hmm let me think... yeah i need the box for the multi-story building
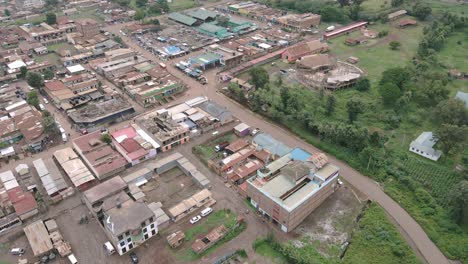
[75,18,100,39]
[20,23,66,46]
[276,13,321,31]
[246,149,339,232]
[83,176,158,255]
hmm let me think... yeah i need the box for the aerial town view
[0,0,466,263]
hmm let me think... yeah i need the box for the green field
[328,20,423,84]
[343,204,421,264]
[169,0,199,12]
[437,29,468,72]
[192,133,235,163]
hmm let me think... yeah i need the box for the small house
[234,123,250,137]
[409,132,442,161]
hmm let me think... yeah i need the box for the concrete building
[167,189,215,222]
[20,23,66,45]
[205,44,243,69]
[409,132,442,161]
[246,149,339,232]
[76,18,100,38]
[83,176,159,255]
[72,131,128,180]
[281,40,328,63]
[276,13,321,31]
[32,158,69,199]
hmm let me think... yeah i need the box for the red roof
[120,138,142,153]
[111,126,137,140]
[45,80,66,91]
[7,187,38,216]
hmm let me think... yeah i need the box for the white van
[103,241,115,255]
[68,254,78,264]
[62,133,68,143]
[38,103,45,111]
[11,248,25,255]
[201,207,213,217]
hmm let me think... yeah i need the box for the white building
[409,132,442,161]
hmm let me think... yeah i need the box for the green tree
[4,9,11,16]
[434,124,468,153]
[325,95,336,116]
[380,67,410,89]
[449,180,468,225]
[348,4,361,21]
[249,67,269,89]
[217,15,230,27]
[101,133,112,144]
[355,78,370,92]
[149,4,161,14]
[27,72,44,88]
[19,66,28,79]
[389,41,401,50]
[42,114,58,135]
[379,83,401,106]
[136,0,148,7]
[158,0,169,12]
[433,99,468,126]
[412,2,432,21]
[346,99,364,123]
[46,12,57,25]
[151,19,160,25]
[280,86,290,109]
[45,0,58,7]
[113,36,123,44]
[27,91,40,108]
[391,0,404,7]
[321,6,348,23]
[228,83,245,103]
[134,10,146,20]
[43,69,54,80]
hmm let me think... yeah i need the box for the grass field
[193,133,235,163]
[176,209,245,261]
[343,203,421,264]
[437,29,468,72]
[328,20,423,84]
[169,0,199,12]
[252,238,290,264]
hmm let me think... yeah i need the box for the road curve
[105,22,449,264]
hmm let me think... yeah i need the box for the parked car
[68,254,78,264]
[11,248,25,255]
[189,215,201,224]
[103,241,115,255]
[201,207,213,217]
[81,128,88,135]
[251,128,260,136]
[43,98,49,104]
[129,252,138,264]
[214,141,229,152]
[38,103,45,111]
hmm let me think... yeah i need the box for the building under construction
[68,95,135,128]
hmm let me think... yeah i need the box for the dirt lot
[292,183,367,258]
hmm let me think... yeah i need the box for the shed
[44,219,58,233]
[24,220,53,257]
[168,13,197,26]
[123,168,152,186]
[15,164,29,176]
[234,123,250,137]
[167,231,185,248]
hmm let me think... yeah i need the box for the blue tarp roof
[290,148,311,161]
[253,133,292,157]
[164,45,181,55]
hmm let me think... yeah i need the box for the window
[141,222,146,228]
[125,231,130,236]
[127,237,132,243]
[143,228,147,233]
[128,243,133,250]
[150,223,155,229]
[118,235,123,240]
[144,234,149,240]
[149,217,154,223]
[152,230,156,236]
[122,247,127,254]
[120,241,125,247]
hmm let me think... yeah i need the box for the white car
[43,98,49,104]
[189,215,201,224]
[251,128,260,136]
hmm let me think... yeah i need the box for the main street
[105,21,450,264]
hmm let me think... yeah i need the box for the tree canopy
[27,72,44,88]
[249,67,269,89]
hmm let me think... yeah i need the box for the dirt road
[104,22,450,264]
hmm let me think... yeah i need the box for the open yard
[328,19,423,84]
[437,29,468,72]
[169,0,199,12]
[193,132,236,163]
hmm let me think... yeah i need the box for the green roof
[186,9,217,21]
[198,23,226,33]
[168,13,197,26]
[228,17,252,27]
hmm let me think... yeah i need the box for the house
[276,13,321,31]
[323,22,368,39]
[167,189,215,222]
[166,231,185,248]
[296,54,333,73]
[281,40,328,63]
[110,124,159,165]
[455,91,468,108]
[23,221,53,257]
[388,10,407,20]
[53,147,96,190]
[234,123,250,137]
[399,19,417,28]
[409,132,442,161]
[72,131,128,180]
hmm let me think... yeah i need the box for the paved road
[104,22,450,264]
